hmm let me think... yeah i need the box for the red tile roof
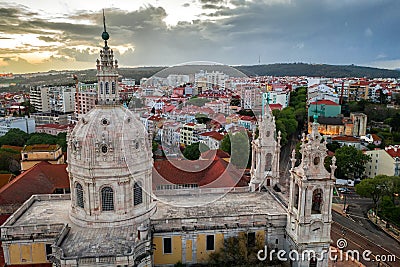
[310,100,339,106]
[385,145,400,158]
[0,162,68,207]
[200,131,224,141]
[153,154,248,189]
[332,136,360,142]
[0,174,14,189]
[269,103,283,110]
[200,149,230,159]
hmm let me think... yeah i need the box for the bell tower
[96,9,119,105]
[285,118,336,267]
[249,104,281,191]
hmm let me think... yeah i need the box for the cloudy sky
[0,0,399,73]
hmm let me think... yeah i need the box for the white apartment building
[264,89,290,108]
[204,99,230,114]
[167,74,190,87]
[199,131,224,150]
[161,121,181,147]
[49,86,76,113]
[30,86,50,113]
[307,83,339,104]
[364,147,400,178]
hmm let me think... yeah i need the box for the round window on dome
[102,118,109,125]
[101,144,108,154]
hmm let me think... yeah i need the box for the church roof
[153,155,248,189]
[0,162,68,207]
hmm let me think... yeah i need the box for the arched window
[76,183,84,208]
[101,186,114,211]
[312,189,323,214]
[112,82,116,94]
[294,184,299,209]
[105,82,109,94]
[265,153,272,171]
[100,82,103,94]
[134,182,143,206]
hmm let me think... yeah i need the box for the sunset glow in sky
[0,0,399,73]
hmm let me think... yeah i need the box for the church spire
[101,9,110,48]
[96,9,120,105]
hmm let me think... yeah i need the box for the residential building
[75,83,97,120]
[264,88,291,108]
[179,122,206,146]
[348,81,370,101]
[30,112,69,125]
[20,144,64,172]
[30,86,50,113]
[364,146,400,178]
[36,123,74,135]
[161,120,181,147]
[199,131,224,150]
[49,86,76,113]
[308,100,341,118]
[204,99,230,114]
[238,115,257,131]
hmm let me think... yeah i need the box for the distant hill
[234,63,400,78]
[152,64,247,78]
[2,63,399,92]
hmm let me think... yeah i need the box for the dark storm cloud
[202,4,226,9]
[1,0,400,71]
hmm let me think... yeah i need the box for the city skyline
[1,0,400,73]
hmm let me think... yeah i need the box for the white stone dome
[67,105,155,227]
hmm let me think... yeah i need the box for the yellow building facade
[20,144,64,171]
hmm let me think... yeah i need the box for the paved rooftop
[5,196,137,259]
[153,190,287,220]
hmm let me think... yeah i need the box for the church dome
[67,105,156,227]
[68,106,152,175]
[67,15,155,227]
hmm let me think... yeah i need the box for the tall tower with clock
[285,117,336,267]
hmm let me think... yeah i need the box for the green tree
[220,134,231,154]
[334,146,371,180]
[182,142,206,160]
[326,141,340,152]
[0,128,29,147]
[208,233,281,266]
[355,176,385,213]
[152,140,159,153]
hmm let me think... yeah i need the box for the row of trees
[272,87,307,145]
[356,175,400,227]
[0,128,67,174]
